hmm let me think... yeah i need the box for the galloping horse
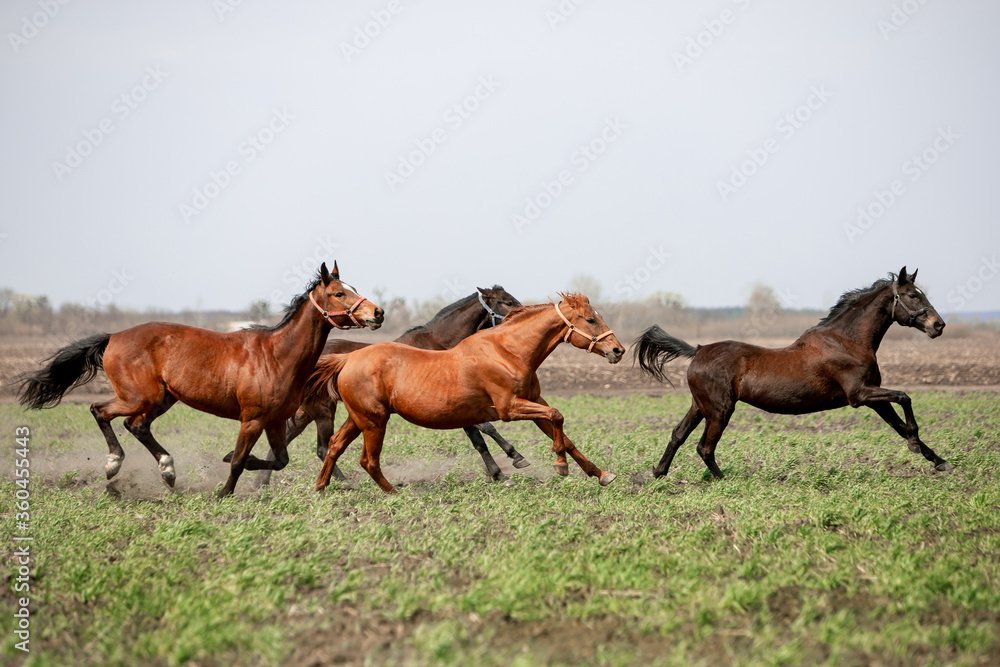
[251,286,529,486]
[315,293,626,493]
[17,262,384,497]
[633,267,953,479]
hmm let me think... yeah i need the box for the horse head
[556,292,625,363]
[892,266,945,338]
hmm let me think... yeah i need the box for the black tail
[17,333,111,409]
[632,325,698,383]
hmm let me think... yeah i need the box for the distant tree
[747,284,782,316]
[649,290,686,310]
[0,288,14,316]
[569,274,603,303]
[249,300,271,323]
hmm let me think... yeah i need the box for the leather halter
[309,290,368,329]
[554,301,615,352]
[476,289,505,328]
[890,280,929,325]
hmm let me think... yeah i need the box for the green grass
[1,392,999,665]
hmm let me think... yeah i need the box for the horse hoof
[599,472,616,486]
[907,442,922,453]
[159,455,176,487]
[105,454,123,480]
[503,478,516,488]
[553,464,569,477]
[936,461,955,472]
[512,457,531,469]
[333,466,346,481]
[222,452,233,463]
[492,471,508,482]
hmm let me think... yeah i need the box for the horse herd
[17,262,953,498]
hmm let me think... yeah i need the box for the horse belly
[738,371,848,415]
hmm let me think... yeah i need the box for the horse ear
[320,262,331,286]
[331,260,340,280]
[897,266,909,285]
[909,268,918,283]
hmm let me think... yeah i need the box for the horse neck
[270,300,330,370]
[827,287,895,352]
[404,298,486,349]
[492,305,568,371]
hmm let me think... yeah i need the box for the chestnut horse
[315,293,626,493]
[251,286,529,487]
[17,262,384,497]
[633,267,954,480]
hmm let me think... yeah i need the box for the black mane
[816,276,893,327]
[248,277,322,332]
[401,286,504,335]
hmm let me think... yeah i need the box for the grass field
[1,392,999,666]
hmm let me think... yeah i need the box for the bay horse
[314,293,626,493]
[251,286,529,487]
[17,262,384,497]
[633,267,954,480]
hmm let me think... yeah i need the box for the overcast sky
[1,0,998,316]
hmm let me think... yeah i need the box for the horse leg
[501,396,612,485]
[695,408,733,480]
[218,420,264,498]
[463,426,506,481]
[316,418,362,491]
[358,425,395,494]
[123,393,179,487]
[475,422,529,469]
[653,403,704,478]
[866,395,952,471]
[91,394,160,481]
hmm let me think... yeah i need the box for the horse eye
[586,317,596,324]
[335,291,345,298]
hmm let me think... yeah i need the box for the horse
[314,292,626,493]
[250,286,530,487]
[633,267,954,480]
[17,262,384,497]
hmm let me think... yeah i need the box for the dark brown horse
[17,262,384,497]
[634,267,953,479]
[252,286,529,486]
[314,293,626,493]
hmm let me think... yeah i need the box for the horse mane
[493,292,589,328]
[816,275,894,327]
[248,276,322,332]
[399,286,506,335]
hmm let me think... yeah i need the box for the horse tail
[304,353,350,404]
[632,325,698,383]
[17,333,111,409]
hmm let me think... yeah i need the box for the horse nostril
[374,308,385,319]
[934,320,945,331]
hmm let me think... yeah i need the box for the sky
[1,0,998,316]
